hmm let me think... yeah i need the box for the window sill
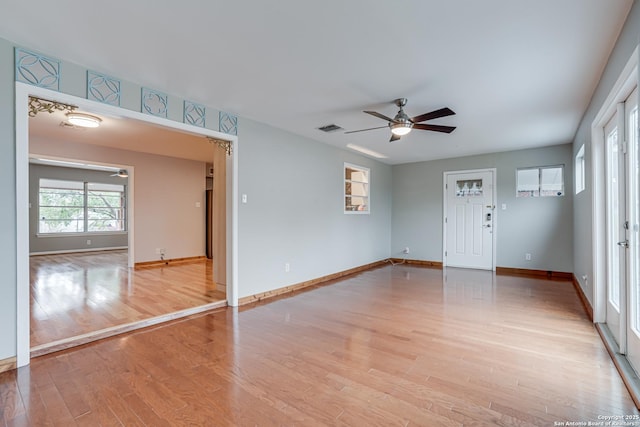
[36,231,128,238]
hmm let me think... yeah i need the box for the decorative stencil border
[184,101,206,127]
[219,111,238,135]
[15,48,60,90]
[87,71,121,106]
[141,87,168,118]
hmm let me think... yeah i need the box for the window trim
[344,162,370,214]
[516,164,565,198]
[38,178,127,235]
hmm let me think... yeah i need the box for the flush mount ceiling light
[66,112,102,128]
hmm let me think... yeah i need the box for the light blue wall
[392,144,574,272]
[572,1,640,304]
[238,118,391,298]
[0,37,392,360]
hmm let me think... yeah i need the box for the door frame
[442,168,497,271]
[592,46,638,324]
[15,82,240,367]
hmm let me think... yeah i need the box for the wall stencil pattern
[184,101,206,127]
[219,111,238,135]
[87,71,121,106]
[141,88,168,118]
[13,46,236,138]
[15,48,60,90]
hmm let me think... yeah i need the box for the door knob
[618,240,629,248]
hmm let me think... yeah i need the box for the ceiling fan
[345,98,456,142]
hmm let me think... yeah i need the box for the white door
[604,87,640,371]
[605,111,625,348]
[444,170,495,270]
[623,87,640,370]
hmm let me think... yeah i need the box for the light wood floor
[4,265,637,425]
[30,250,226,349]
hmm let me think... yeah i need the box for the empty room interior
[1,1,640,425]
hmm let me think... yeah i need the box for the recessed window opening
[516,165,564,197]
[344,163,370,214]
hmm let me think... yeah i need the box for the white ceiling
[1,0,633,164]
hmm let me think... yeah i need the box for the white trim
[15,86,29,368]
[442,168,497,271]
[15,82,239,366]
[29,246,128,256]
[343,162,371,215]
[592,45,639,325]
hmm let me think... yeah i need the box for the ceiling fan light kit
[346,98,456,142]
[390,122,412,136]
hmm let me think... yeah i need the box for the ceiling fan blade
[390,133,401,142]
[413,123,457,133]
[411,107,455,123]
[364,110,395,123]
[344,125,389,134]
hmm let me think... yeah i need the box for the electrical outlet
[525,253,532,261]
[86,239,91,245]
[285,262,290,273]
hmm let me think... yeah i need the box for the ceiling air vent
[317,124,343,133]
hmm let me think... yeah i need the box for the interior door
[605,111,625,349]
[444,170,495,270]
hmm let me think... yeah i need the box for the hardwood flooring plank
[4,265,638,425]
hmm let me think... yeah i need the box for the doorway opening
[16,83,238,367]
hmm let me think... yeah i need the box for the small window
[344,163,370,214]
[575,145,585,194]
[516,166,564,197]
[39,179,126,234]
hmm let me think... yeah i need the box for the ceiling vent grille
[317,124,343,133]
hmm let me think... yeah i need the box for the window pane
[575,145,585,194]
[38,179,85,233]
[540,167,564,196]
[87,183,125,232]
[456,179,483,197]
[517,169,540,197]
[39,206,84,233]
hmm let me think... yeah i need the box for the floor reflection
[30,250,225,348]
